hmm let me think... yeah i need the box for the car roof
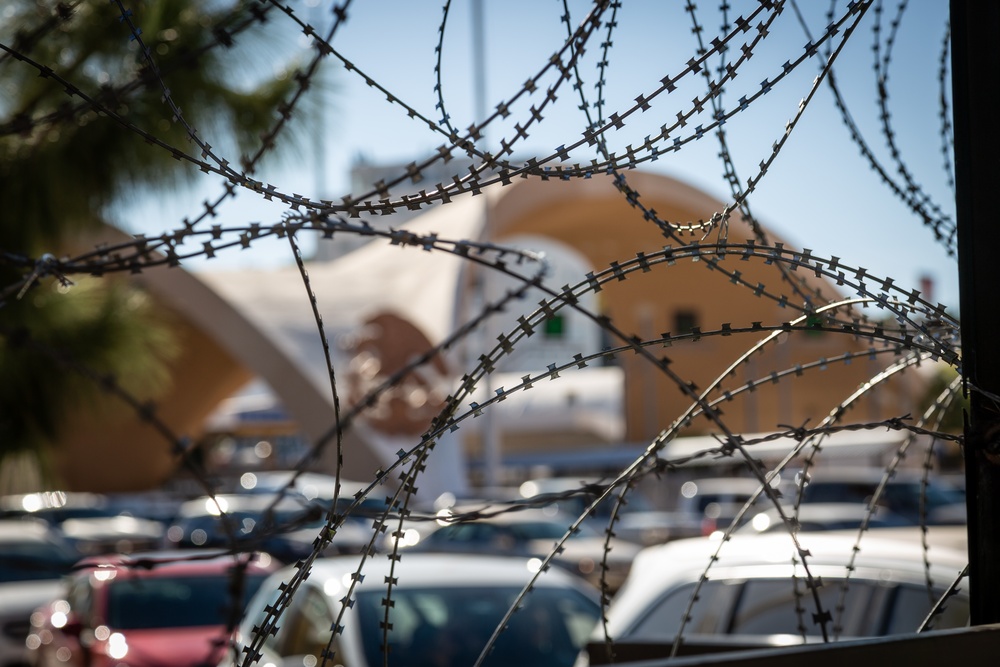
[430,504,595,531]
[604,528,968,637]
[682,477,772,494]
[242,471,370,499]
[175,493,311,517]
[633,527,967,570]
[297,552,599,595]
[801,466,956,484]
[0,517,60,541]
[738,502,908,527]
[74,549,278,578]
[0,491,108,514]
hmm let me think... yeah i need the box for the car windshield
[507,521,598,541]
[106,573,268,629]
[179,507,314,536]
[356,585,599,667]
[300,496,391,528]
[0,540,77,582]
[800,479,964,510]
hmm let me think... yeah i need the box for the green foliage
[0,277,178,454]
[1,1,301,251]
[918,363,967,435]
[0,1,308,470]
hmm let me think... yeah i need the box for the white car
[0,520,78,667]
[734,503,910,535]
[584,528,969,663]
[397,506,642,594]
[226,552,602,667]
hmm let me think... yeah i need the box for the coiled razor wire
[0,1,970,666]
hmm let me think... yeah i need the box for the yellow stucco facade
[38,171,920,492]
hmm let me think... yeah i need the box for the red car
[26,550,276,667]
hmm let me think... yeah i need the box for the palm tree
[0,1,308,487]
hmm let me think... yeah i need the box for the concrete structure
[43,171,921,496]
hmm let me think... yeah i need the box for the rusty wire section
[0,0,968,665]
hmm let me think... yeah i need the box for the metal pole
[471,0,503,488]
[950,0,1000,626]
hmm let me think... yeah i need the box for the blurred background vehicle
[26,550,276,667]
[793,467,967,525]
[163,491,383,563]
[735,503,911,535]
[583,527,970,664]
[396,505,642,594]
[227,552,601,667]
[58,516,165,557]
[0,492,119,526]
[670,468,968,538]
[0,490,180,557]
[518,477,703,545]
[675,477,776,536]
[0,520,78,667]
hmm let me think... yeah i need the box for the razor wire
[0,1,970,666]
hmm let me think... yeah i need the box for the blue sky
[123,0,958,309]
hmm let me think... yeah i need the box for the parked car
[676,476,779,536]
[26,550,277,667]
[2,580,65,667]
[794,467,967,524]
[400,506,642,593]
[518,477,702,545]
[583,527,969,664]
[225,552,602,667]
[59,515,165,556]
[0,519,79,583]
[165,492,381,562]
[236,470,363,502]
[0,520,79,667]
[735,503,911,535]
[164,493,322,559]
[0,492,118,526]
[677,468,966,536]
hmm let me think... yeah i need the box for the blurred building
[39,169,924,496]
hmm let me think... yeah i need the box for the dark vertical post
[950,0,1000,625]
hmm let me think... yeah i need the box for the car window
[881,482,963,513]
[0,539,77,582]
[280,586,342,660]
[549,492,656,521]
[508,521,573,541]
[627,580,739,639]
[106,573,268,629]
[429,520,597,546]
[242,587,285,654]
[66,577,94,626]
[883,584,969,635]
[730,578,882,637]
[799,482,869,505]
[426,523,483,544]
[800,479,964,513]
[356,586,599,667]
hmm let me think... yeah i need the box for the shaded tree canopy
[0,1,306,473]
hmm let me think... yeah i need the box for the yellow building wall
[490,173,916,445]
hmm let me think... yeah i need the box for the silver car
[584,527,969,663]
[225,552,601,667]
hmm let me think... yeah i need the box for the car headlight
[107,632,128,660]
